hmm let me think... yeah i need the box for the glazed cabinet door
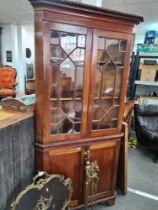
[42,22,92,143]
[88,30,132,137]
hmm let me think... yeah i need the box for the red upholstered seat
[0,66,18,98]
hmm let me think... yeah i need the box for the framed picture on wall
[26,63,34,80]
[6,50,12,62]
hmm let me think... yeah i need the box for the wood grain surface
[0,106,34,129]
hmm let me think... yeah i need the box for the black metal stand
[127,52,158,100]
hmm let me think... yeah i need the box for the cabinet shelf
[50,97,82,101]
[50,57,84,66]
[135,80,158,86]
[97,61,124,67]
[50,96,119,101]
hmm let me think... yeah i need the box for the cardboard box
[139,64,158,81]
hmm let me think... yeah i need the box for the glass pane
[120,40,127,51]
[76,66,84,97]
[108,105,119,119]
[60,58,75,98]
[106,39,119,60]
[78,35,85,48]
[95,67,101,98]
[50,108,66,135]
[98,37,105,50]
[50,31,60,45]
[101,68,115,97]
[115,68,122,96]
[92,37,127,130]
[106,39,125,66]
[116,52,126,66]
[50,30,85,135]
[61,33,77,54]
[51,64,59,98]
[74,101,82,121]
[92,99,113,130]
[97,50,110,64]
[50,45,66,64]
[70,48,85,66]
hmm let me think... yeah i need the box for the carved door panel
[88,141,120,200]
[48,147,83,207]
[47,141,120,207]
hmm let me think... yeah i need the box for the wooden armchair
[0,66,18,99]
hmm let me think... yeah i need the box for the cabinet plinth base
[73,193,116,209]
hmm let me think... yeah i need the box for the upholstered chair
[0,66,18,99]
[134,104,158,163]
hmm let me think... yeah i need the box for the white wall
[82,0,102,7]
[1,25,17,67]
[1,24,35,93]
[25,25,35,65]
[133,33,144,52]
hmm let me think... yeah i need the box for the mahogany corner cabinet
[29,0,143,208]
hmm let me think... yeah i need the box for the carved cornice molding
[29,0,143,24]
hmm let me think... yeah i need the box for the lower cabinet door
[36,139,120,208]
[88,140,120,203]
[48,147,83,207]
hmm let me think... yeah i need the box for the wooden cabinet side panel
[34,20,45,143]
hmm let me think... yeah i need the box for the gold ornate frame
[10,172,72,210]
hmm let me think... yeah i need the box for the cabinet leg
[106,198,116,206]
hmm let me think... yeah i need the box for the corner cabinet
[29,0,143,208]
